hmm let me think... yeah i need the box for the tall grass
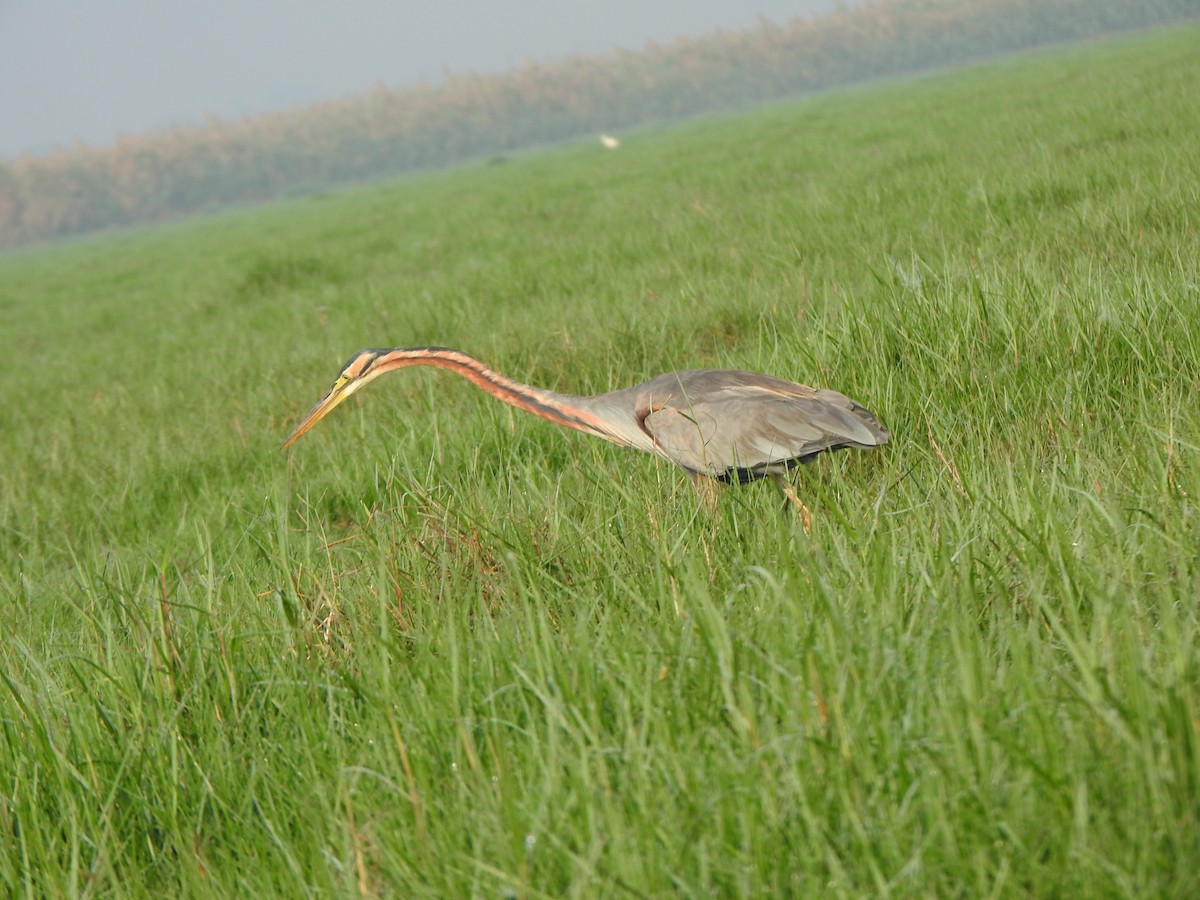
[1,23,1198,896]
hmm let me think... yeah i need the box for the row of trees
[1,0,1195,248]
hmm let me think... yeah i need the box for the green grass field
[2,23,1199,897]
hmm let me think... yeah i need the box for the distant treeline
[1,0,1195,248]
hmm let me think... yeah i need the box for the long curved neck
[367,347,626,445]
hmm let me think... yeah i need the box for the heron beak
[281,381,353,450]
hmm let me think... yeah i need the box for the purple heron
[283,347,888,519]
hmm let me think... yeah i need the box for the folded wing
[638,374,887,482]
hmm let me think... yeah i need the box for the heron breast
[639,404,731,474]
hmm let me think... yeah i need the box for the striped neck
[365,347,624,444]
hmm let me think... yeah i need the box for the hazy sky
[0,0,848,159]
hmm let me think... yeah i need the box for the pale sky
[0,0,849,159]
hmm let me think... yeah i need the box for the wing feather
[638,377,887,480]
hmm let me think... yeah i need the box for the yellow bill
[281,373,356,449]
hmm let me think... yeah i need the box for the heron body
[283,347,888,496]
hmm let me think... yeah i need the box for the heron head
[281,350,383,449]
